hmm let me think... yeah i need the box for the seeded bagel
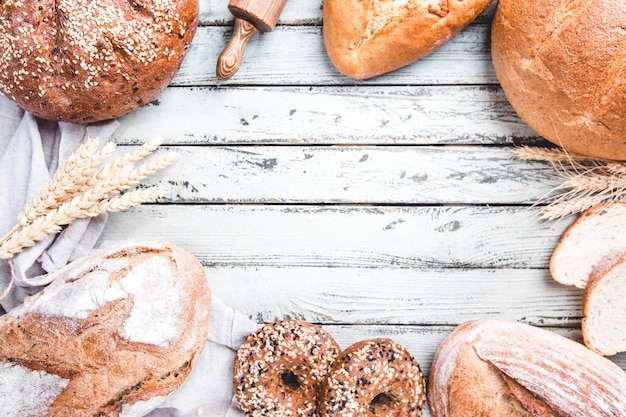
[318,338,426,416]
[233,320,341,417]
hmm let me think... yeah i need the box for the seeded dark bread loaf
[0,0,198,123]
[0,238,211,417]
[322,0,494,80]
[428,319,626,417]
[491,0,626,160]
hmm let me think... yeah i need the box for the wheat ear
[14,139,116,230]
[0,138,178,299]
[514,146,626,220]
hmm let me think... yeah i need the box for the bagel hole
[280,371,301,389]
[369,392,398,414]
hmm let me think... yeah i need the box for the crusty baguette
[0,238,211,417]
[491,0,626,160]
[322,0,493,80]
[583,250,626,356]
[428,319,626,417]
[550,202,626,288]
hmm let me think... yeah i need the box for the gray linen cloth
[0,94,257,416]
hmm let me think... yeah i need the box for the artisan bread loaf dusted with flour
[322,0,493,80]
[428,319,626,417]
[491,0,626,160]
[0,0,198,123]
[550,202,626,289]
[0,238,211,417]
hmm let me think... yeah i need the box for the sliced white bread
[582,250,626,356]
[550,202,626,288]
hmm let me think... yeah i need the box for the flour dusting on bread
[0,362,69,417]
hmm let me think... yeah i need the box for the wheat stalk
[514,146,626,220]
[514,146,597,163]
[0,138,178,299]
[14,139,116,230]
[86,137,164,188]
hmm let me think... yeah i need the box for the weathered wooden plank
[174,24,497,86]
[99,205,572,269]
[119,145,560,204]
[199,0,326,26]
[197,0,499,28]
[204,266,582,327]
[114,87,542,145]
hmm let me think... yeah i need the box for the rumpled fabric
[0,94,257,417]
[0,94,118,312]
[150,296,259,417]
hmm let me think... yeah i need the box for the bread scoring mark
[473,321,626,416]
[0,298,188,415]
[0,239,210,416]
[428,0,449,18]
[353,0,412,50]
[528,0,594,59]
[353,0,450,50]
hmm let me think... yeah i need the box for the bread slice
[582,250,626,356]
[428,319,626,417]
[550,202,626,288]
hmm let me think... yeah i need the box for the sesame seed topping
[0,0,197,122]
[233,320,341,417]
[319,339,426,416]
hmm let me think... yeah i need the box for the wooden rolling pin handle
[216,18,258,81]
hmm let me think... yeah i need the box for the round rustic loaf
[428,319,626,417]
[0,238,211,416]
[491,0,626,160]
[0,0,198,123]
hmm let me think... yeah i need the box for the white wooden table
[99,0,626,414]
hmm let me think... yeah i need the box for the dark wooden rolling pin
[216,0,288,80]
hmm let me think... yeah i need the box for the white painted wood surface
[98,0,625,414]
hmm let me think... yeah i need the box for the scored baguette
[0,238,211,417]
[428,319,626,417]
[550,202,626,289]
[583,251,626,356]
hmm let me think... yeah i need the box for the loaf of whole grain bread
[0,0,198,123]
